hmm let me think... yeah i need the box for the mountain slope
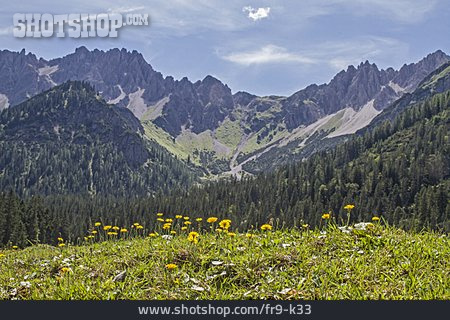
[365,61,450,130]
[0,49,51,110]
[0,48,448,175]
[147,88,450,231]
[0,81,197,197]
[242,59,450,173]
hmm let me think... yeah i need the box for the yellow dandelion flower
[149,233,157,237]
[133,223,140,227]
[260,224,272,231]
[0,253,5,258]
[107,232,118,236]
[165,218,173,223]
[57,237,64,242]
[103,225,112,231]
[165,263,177,271]
[175,215,183,219]
[170,230,176,235]
[112,226,120,231]
[215,228,223,233]
[207,217,218,223]
[91,230,98,234]
[181,226,188,231]
[372,216,380,222]
[157,218,164,222]
[183,216,190,220]
[58,243,65,247]
[246,233,255,238]
[156,213,164,217]
[88,235,95,239]
[227,232,236,237]
[196,218,203,222]
[120,228,128,233]
[94,222,101,227]
[84,237,89,241]
[136,225,144,230]
[60,267,72,274]
[188,231,199,243]
[219,219,231,230]
[163,223,171,230]
[12,246,18,249]
[187,234,199,244]
[302,224,309,228]
[322,213,331,220]
[344,204,355,211]
[184,221,192,225]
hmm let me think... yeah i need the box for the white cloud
[0,26,12,36]
[243,6,271,21]
[223,45,316,66]
[316,36,409,70]
[221,36,409,70]
[107,6,146,14]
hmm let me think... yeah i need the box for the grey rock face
[0,47,448,139]
[0,49,51,106]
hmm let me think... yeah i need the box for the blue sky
[1,0,449,96]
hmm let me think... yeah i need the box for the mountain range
[0,47,449,183]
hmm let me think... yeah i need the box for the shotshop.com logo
[13,13,149,38]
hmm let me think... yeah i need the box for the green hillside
[0,82,197,197]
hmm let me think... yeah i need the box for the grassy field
[0,217,448,300]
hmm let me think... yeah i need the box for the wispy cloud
[242,6,270,21]
[316,36,409,70]
[107,6,146,14]
[0,26,12,36]
[222,45,316,66]
[221,36,408,70]
[331,0,437,23]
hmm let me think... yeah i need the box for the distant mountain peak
[200,75,222,85]
[426,49,449,59]
[75,45,89,54]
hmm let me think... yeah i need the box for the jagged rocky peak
[394,50,450,90]
[417,50,449,68]
[195,75,229,91]
[54,46,151,70]
[233,91,258,106]
[195,75,234,108]
[358,60,375,68]
[48,46,169,104]
[0,48,40,65]
[0,49,50,107]
[74,45,89,54]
